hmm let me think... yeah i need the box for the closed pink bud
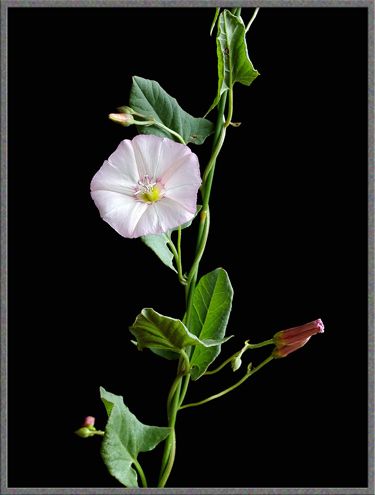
[82,416,95,427]
[273,319,324,358]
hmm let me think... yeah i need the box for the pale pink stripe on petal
[155,197,195,232]
[90,160,135,194]
[101,196,148,238]
[131,134,163,179]
[107,139,140,184]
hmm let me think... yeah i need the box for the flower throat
[135,174,163,203]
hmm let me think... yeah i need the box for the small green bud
[231,355,242,372]
[117,105,135,115]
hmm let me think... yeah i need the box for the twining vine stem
[157,7,268,487]
[158,90,229,488]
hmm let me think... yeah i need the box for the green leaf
[141,234,176,273]
[100,387,170,487]
[129,307,230,355]
[130,76,214,145]
[149,347,180,361]
[207,9,260,115]
[141,206,201,272]
[189,268,234,380]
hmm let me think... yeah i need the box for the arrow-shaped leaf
[130,76,214,145]
[141,234,176,273]
[100,387,171,487]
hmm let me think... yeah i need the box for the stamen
[137,174,157,192]
[134,175,164,203]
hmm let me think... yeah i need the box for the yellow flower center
[140,185,162,203]
[135,175,163,204]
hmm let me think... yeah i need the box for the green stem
[204,352,238,375]
[159,91,229,488]
[159,349,189,485]
[204,338,275,375]
[166,375,182,415]
[247,338,274,349]
[177,226,183,273]
[224,88,234,128]
[180,355,274,410]
[158,430,176,488]
[133,457,148,488]
[92,430,105,436]
[184,93,228,328]
[164,234,186,286]
[130,110,186,144]
[210,8,220,36]
[184,209,210,329]
[132,119,155,126]
[158,376,182,486]
[178,374,191,408]
[152,121,186,144]
[245,7,260,33]
[202,127,226,186]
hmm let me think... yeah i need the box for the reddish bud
[82,416,95,427]
[273,319,324,358]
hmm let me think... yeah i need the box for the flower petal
[90,160,135,195]
[131,134,163,179]
[164,185,199,213]
[91,190,148,238]
[156,139,201,189]
[131,204,161,238]
[154,138,192,177]
[106,139,140,184]
[154,197,195,232]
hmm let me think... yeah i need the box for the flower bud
[82,416,95,427]
[117,105,135,115]
[75,426,96,438]
[231,355,242,372]
[109,113,135,126]
[273,318,324,358]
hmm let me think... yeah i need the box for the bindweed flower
[90,135,201,238]
[272,318,324,358]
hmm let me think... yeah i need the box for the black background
[7,5,368,491]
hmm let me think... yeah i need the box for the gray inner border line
[1,0,374,494]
